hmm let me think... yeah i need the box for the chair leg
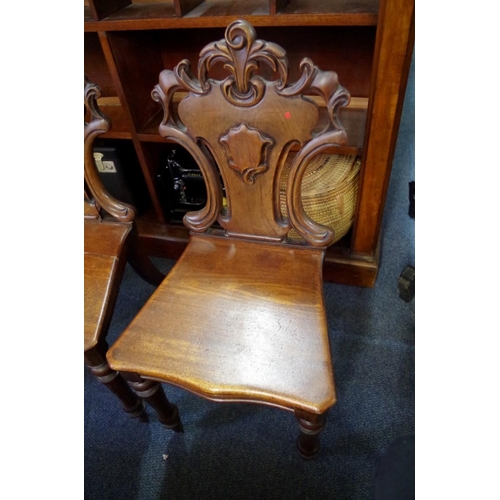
[85,346,145,419]
[123,373,183,432]
[295,411,327,459]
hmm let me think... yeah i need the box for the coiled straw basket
[280,153,361,243]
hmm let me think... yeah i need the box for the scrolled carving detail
[84,77,135,222]
[285,128,348,247]
[274,56,351,246]
[174,59,207,95]
[191,19,288,106]
[152,72,223,232]
[277,58,350,136]
[84,79,110,139]
[277,58,316,98]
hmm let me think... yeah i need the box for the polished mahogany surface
[84,221,131,351]
[108,234,336,414]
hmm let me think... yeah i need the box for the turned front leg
[295,411,327,459]
[85,342,145,419]
[123,373,183,432]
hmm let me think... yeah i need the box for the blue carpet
[85,56,414,500]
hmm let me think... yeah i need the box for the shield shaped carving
[220,123,274,185]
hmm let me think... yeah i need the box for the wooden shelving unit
[84,0,414,287]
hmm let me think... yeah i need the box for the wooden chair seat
[85,253,118,352]
[84,221,131,352]
[108,234,336,414]
[84,219,131,258]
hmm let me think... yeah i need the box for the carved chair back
[84,78,135,223]
[153,20,350,247]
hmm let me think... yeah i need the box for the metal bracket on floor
[398,265,415,302]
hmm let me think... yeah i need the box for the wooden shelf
[84,98,132,140]
[84,6,93,22]
[182,0,270,17]
[84,0,415,287]
[98,104,132,140]
[95,2,178,23]
[84,32,117,96]
[277,0,379,16]
[84,0,378,31]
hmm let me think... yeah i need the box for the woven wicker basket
[279,153,361,243]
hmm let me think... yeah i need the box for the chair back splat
[152,19,350,246]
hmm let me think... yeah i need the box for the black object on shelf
[156,146,208,223]
[93,140,148,214]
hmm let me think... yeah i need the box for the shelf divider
[89,0,131,21]
[175,0,204,16]
[270,0,290,15]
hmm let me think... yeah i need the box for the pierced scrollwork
[84,77,110,145]
[84,78,135,222]
[152,72,223,233]
[151,19,352,246]
[174,19,288,107]
[276,58,351,246]
[277,57,350,136]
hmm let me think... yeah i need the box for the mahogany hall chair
[84,79,165,419]
[107,20,351,457]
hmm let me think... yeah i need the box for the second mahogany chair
[84,79,165,419]
[107,20,350,457]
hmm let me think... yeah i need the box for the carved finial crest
[175,19,288,107]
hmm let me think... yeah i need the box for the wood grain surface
[107,234,336,413]
[84,222,131,351]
